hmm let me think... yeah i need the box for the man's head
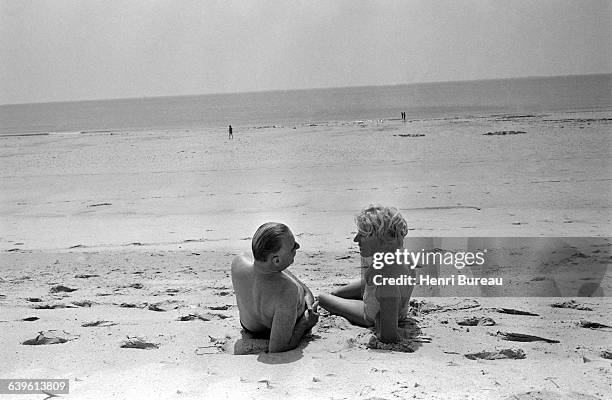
[252,222,300,270]
[353,205,407,256]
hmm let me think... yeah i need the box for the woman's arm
[376,286,400,343]
[376,266,400,343]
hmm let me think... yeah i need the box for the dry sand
[1,111,611,399]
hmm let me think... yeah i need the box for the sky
[1,0,610,104]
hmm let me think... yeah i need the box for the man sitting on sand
[231,222,319,352]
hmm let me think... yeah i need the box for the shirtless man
[231,222,319,353]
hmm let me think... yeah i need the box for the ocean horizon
[1,73,610,136]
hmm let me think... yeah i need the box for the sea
[0,74,610,136]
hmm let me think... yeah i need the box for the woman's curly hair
[355,205,408,239]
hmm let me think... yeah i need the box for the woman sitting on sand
[318,205,415,343]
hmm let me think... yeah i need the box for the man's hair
[252,222,289,262]
[355,205,408,239]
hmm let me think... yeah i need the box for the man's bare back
[232,255,305,331]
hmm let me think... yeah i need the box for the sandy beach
[1,111,611,399]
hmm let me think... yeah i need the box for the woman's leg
[318,293,373,327]
[329,278,365,299]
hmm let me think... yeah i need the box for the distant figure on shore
[228,125,233,140]
[401,111,406,121]
[231,222,319,352]
[319,205,415,343]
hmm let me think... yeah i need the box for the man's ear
[272,255,280,265]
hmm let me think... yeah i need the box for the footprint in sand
[32,303,76,309]
[409,299,480,315]
[495,308,539,316]
[26,297,43,302]
[551,300,593,311]
[195,335,231,354]
[177,312,229,321]
[457,317,496,326]
[208,305,231,311]
[493,331,560,343]
[50,285,77,293]
[578,320,611,329]
[464,348,525,360]
[82,320,117,327]
[119,302,142,308]
[177,313,211,321]
[22,330,79,345]
[148,300,183,311]
[120,336,158,349]
[71,300,94,307]
[128,283,143,289]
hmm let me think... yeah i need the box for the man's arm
[285,270,315,309]
[286,301,318,348]
[268,299,319,353]
[268,306,299,353]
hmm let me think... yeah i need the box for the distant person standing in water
[228,125,233,140]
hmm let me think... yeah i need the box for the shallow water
[1,74,610,135]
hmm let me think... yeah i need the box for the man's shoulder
[231,253,251,266]
[231,253,253,275]
[256,273,300,302]
[275,273,302,302]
